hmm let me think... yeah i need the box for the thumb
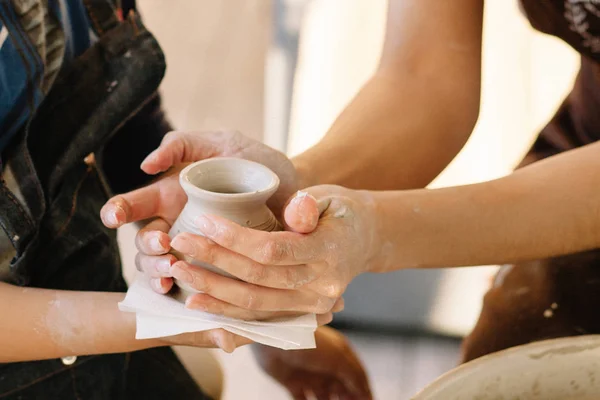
[100,184,161,228]
[141,131,217,174]
[100,174,183,228]
[283,190,330,234]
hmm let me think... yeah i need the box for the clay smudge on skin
[44,294,99,354]
[333,205,350,218]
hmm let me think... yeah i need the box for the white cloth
[119,275,317,350]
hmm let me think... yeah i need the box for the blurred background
[118,0,580,398]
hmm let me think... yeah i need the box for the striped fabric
[0,0,96,153]
[11,0,65,93]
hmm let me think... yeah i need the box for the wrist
[291,155,318,189]
[356,190,387,274]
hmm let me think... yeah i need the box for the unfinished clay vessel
[169,157,282,298]
[413,335,600,400]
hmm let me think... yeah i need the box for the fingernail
[105,207,120,226]
[157,258,172,274]
[195,216,216,236]
[170,236,195,256]
[171,264,194,283]
[149,235,167,253]
[150,278,164,292]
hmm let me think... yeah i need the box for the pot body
[168,157,282,298]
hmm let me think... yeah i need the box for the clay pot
[169,157,282,298]
[413,335,600,400]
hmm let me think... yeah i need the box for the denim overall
[0,1,210,398]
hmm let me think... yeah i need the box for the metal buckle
[61,356,77,365]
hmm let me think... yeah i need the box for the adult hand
[162,328,252,354]
[254,326,372,400]
[100,130,299,294]
[168,185,379,318]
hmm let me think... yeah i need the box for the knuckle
[282,267,309,289]
[196,274,209,292]
[245,264,268,284]
[323,243,340,265]
[259,240,287,264]
[193,235,217,263]
[244,293,262,310]
[324,281,345,298]
[314,297,335,314]
[215,226,235,249]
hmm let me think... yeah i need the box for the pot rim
[412,334,600,399]
[179,157,280,202]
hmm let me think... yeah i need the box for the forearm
[292,72,476,191]
[292,0,483,191]
[369,142,600,272]
[0,283,160,362]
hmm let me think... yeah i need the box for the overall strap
[0,176,35,257]
[82,0,122,35]
[25,11,165,199]
[0,154,38,285]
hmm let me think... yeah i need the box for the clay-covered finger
[185,293,306,321]
[135,253,175,278]
[170,261,335,313]
[135,219,172,255]
[170,232,317,289]
[101,184,163,228]
[141,131,239,175]
[283,191,321,233]
[168,327,252,353]
[150,277,173,294]
[194,214,327,265]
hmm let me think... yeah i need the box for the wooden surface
[139,0,270,141]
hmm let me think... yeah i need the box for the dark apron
[0,2,210,398]
[461,56,600,363]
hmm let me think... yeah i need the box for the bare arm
[293,0,484,190]
[0,283,156,362]
[371,142,600,272]
[0,282,247,362]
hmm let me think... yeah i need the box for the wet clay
[168,157,282,300]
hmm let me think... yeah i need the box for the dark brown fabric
[520,0,600,153]
[461,1,600,363]
[520,0,600,61]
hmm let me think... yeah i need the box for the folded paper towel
[119,275,317,350]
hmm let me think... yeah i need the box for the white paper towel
[119,275,317,350]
